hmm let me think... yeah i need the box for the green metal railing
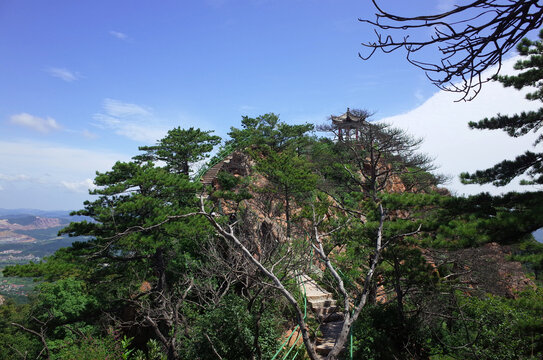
[275,263,355,359]
[193,143,236,182]
[272,243,313,360]
[271,273,308,360]
[271,238,359,360]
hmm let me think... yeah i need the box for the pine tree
[461,30,543,186]
[135,127,220,175]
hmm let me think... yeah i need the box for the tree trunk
[202,210,320,360]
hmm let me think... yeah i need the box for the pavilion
[330,108,364,142]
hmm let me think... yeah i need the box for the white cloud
[0,140,127,180]
[0,140,129,209]
[109,30,128,40]
[93,99,167,143]
[10,113,61,133]
[103,98,151,117]
[81,129,98,139]
[380,56,541,196]
[0,173,32,182]
[61,178,97,193]
[46,67,80,82]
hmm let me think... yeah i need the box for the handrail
[193,143,236,181]
[271,272,308,360]
[273,239,315,360]
[271,324,299,360]
[284,276,307,360]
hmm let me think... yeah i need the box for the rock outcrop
[426,242,535,298]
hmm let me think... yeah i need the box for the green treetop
[227,113,314,151]
[135,127,221,175]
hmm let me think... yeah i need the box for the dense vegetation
[2,35,543,359]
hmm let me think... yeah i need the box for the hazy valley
[0,209,87,303]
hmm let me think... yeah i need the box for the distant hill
[0,209,88,223]
[0,216,63,231]
[0,209,91,266]
[0,208,72,217]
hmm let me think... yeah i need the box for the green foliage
[211,171,253,205]
[0,300,41,360]
[425,192,543,248]
[3,246,88,281]
[2,127,222,359]
[429,290,543,359]
[256,148,318,197]
[510,237,543,281]
[135,127,220,175]
[133,339,167,360]
[179,294,281,360]
[4,116,543,360]
[228,113,314,151]
[216,170,240,191]
[349,304,430,360]
[50,332,124,360]
[33,278,97,324]
[461,30,543,186]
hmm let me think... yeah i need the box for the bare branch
[11,322,50,359]
[204,333,224,360]
[360,0,543,100]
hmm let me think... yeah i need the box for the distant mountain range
[0,208,73,218]
[0,209,91,267]
[0,209,88,223]
[0,216,64,230]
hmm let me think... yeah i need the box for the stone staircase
[298,274,345,359]
[200,155,233,186]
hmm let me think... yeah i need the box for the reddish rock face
[425,242,535,298]
[0,216,62,231]
[205,150,534,302]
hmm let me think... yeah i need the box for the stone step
[314,306,341,318]
[322,312,344,323]
[296,273,345,359]
[315,342,335,355]
[319,320,344,338]
[200,155,233,185]
[315,320,345,358]
[306,293,334,302]
[309,298,337,310]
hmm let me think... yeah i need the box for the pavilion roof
[331,108,363,125]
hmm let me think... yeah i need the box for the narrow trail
[298,274,344,359]
[200,160,346,358]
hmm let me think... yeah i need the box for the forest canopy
[1,110,542,360]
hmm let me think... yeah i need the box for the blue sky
[0,0,539,210]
